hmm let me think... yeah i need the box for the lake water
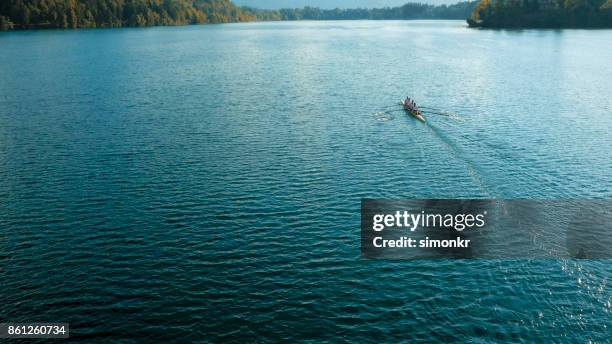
[1,20,611,342]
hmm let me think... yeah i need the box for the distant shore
[0,0,476,31]
[2,0,609,32]
[467,0,612,29]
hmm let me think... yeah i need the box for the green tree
[0,15,15,30]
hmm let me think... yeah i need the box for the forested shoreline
[243,2,478,21]
[0,0,477,30]
[0,0,256,30]
[468,0,612,28]
[1,0,610,31]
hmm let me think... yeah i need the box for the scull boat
[401,99,426,123]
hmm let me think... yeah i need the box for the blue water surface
[1,20,611,342]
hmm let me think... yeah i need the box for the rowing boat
[400,100,425,123]
[401,100,426,122]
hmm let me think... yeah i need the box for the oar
[422,110,449,116]
[420,105,443,111]
[422,110,463,121]
[421,106,459,115]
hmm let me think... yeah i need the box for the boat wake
[421,107,464,122]
[431,111,464,122]
[426,124,499,198]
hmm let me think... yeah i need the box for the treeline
[468,0,612,27]
[242,2,479,21]
[0,0,480,31]
[0,0,256,30]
